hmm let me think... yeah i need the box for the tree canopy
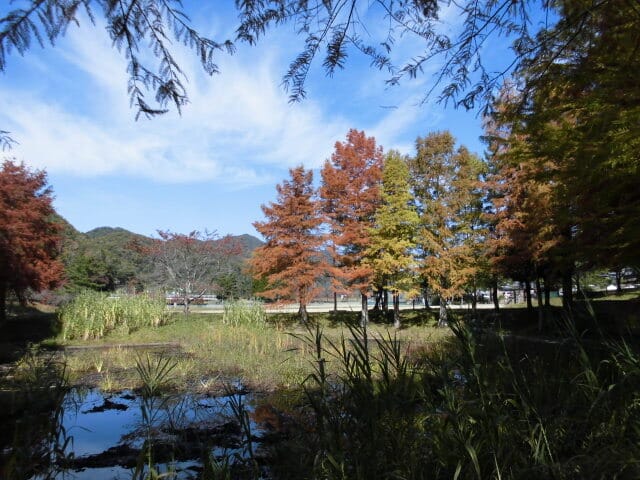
[319,129,383,324]
[2,0,628,131]
[366,150,419,328]
[0,160,64,321]
[250,166,326,323]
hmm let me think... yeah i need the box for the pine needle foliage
[250,166,326,323]
[0,0,234,119]
[319,129,383,325]
[366,150,419,328]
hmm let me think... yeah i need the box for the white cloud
[0,17,352,185]
[0,8,460,186]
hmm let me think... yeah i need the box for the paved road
[178,300,497,314]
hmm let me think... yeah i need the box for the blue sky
[0,2,513,238]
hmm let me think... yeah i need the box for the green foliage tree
[65,251,116,291]
[479,1,640,316]
[511,1,640,274]
[366,151,419,328]
[62,227,152,293]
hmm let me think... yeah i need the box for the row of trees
[250,130,487,327]
[481,1,640,329]
[250,117,638,328]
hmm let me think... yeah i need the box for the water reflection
[0,350,70,480]
[4,384,264,479]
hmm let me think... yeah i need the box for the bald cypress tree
[0,160,64,322]
[250,166,325,323]
[319,129,383,326]
[366,151,419,329]
[409,132,484,327]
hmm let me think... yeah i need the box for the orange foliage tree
[0,160,64,322]
[319,129,383,325]
[484,89,571,319]
[250,166,325,323]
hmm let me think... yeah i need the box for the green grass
[4,299,640,478]
[55,307,450,393]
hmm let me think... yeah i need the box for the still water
[18,387,262,480]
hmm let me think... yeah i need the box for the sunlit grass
[58,291,169,340]
[58,309,451,393]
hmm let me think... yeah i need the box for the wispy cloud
[0,18,351,185]
[0,8,462,188]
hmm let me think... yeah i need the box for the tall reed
[280,317,640,479]
[222,299,266,328]
[59,290,169,340]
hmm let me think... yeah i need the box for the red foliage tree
[0,160,64,322]
[143,230,240,314]
[250,166,325,323]
[319,129,383,324]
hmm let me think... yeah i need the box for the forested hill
[57,219,262,293]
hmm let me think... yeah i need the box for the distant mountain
[85,226,142,239]
[234,233,264,257]
[56,220,263,292]
[83,227,154,255]
[82,227,263,255]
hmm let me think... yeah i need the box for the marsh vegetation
[1,296,640,479]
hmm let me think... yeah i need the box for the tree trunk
[0,283,6,325]
[383,289,389,312]
[535,277,545,332]
[299,302,309,324]
[333,291,337,312]
[562,268,573,311]
[525,279,533,311]
[615,269,622,295]
[471,279,477,315]
[422,282,431,309]
[360,293,369,327]
[438,297,448,328]
[491,279,500,312]
[183,294,190,316]
[393,291,401,329]
[373,287,382,311]
[544,277,551,307]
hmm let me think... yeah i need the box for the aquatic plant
[1,346,71,479]
[222,299,266,328]
[59,290,169,340]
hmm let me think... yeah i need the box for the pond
[4,385,270,480]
